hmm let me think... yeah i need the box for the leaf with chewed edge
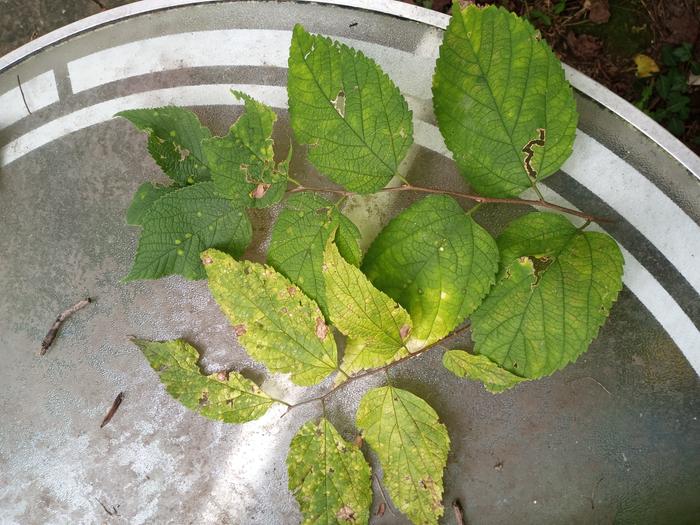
[132,338,274,423]
[117,106,212,186]
[471,212,624,378]
[202,249,338,386]
[287,418,372,525]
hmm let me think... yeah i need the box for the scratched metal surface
[0,2,699,524]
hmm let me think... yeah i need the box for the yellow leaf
[634,54,659,78]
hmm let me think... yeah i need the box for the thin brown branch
[288,183,613,224]
[100,392,124,428]
[453,499,466,525]
[40,297,92,355]
[284,322,472,413]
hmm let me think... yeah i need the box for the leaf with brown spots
[203,249,338,386]
[132,338,274,423]
[357,387,450,524]
[287,418,372,525]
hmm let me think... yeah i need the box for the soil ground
[1,0,699,152]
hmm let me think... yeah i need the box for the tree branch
[287,183,613,224]
[282,322,472,414]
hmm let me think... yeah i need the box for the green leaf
[356,386,450,525]
[125,182,251,281]
[132,338,273,423]
[202,91,288,208]
[267,192,361,317]
[126,182,176,226]
[443,350,527,393]
[287,418,372,525]
[288,24,413,194]
[471,213,624,378]
[323,242,413,374]
[362,195,498,345]
[117,107,212,186]
[433,4,578,197]
[202,249,338,386]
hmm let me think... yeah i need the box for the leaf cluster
[636,42,700,138]
[119,5,624,524]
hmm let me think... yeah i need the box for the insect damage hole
[331,90,346,118]
[521,128,546,182]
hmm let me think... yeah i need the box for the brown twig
[16,75,31,114]
[284,323,472,413]
[100,392,124,428]
[95,497,119,516]
[40,298,92,355]
[453,499,466,525]
[288,183,613,224]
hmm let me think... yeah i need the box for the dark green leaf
[125,182,251,281]
[117,107,212,185]
[288,24,413,193]
[362,195,498,345]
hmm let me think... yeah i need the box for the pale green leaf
[471,213,624,378]
[202,91,288,208]
[356,386,450,525]
[288,24,413,193]
[126,182,176,226]
[442,350,527,393]
[267,192,361,317]
[202,249,338,386]
[117,107,212,186]
[362,195,498,345]
[132,338,273,423]
[287,418,372,525]
[323,242,412,374]
[126,182,251,281]
[433,5,578,197]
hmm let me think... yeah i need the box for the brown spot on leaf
[250,183,271,199]
[216,371,229,382]
[201,254,213,265]
[336,505,355,522]
[233,324,247,336]
[399,324,411,340]
[315,317,329,340]
[198,392,209,407]
[287,286,297,297]
[353,435,363,448]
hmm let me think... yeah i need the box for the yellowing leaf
[287,418,372,525]
[357,387,450,525]
[132,338,274,423]
[634,54,660,78]
[203,249,338,386]
[443,350,527,393]
[323,242,413,375]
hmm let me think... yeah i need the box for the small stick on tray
[40,298,91,355]
[100,392,124,428]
